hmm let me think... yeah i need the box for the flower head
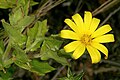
[60,11,114,63]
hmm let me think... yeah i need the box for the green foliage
[1,20,27,47]
[0,0,58,77]
[26,20,48,52]
[0,0,38,9]
[0,0,15,9]
[29,60,55,76]
[0,40,13,71]
[41,38,69,66]
[13,45,30,64]
[0,0,71,78]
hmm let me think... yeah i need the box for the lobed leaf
[1,19,27,47]
[14,15,35,33]
[9,7,23,25]
[26,20,48,52]
[40,38,69,66]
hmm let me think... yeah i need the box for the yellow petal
[72,13,84,33]
[64,41,80,52]
[89,18,100,34]
[60,30,80,40]
[64,19,80,33]
[91,42,108,59]
[91,24,112,38]
[84,11,92,32]
[92,34,114,43]
[87,46,101,63]
[72,43,85,59]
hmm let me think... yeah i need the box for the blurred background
[0,0,120,80]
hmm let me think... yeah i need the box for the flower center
[80,34,92,45]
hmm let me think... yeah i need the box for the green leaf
[0,0,38,9]
[2,19,27,46]
[15,59,55,76]
[0,0,15,9]
[12,45,30,63]
[17,0,26,6]
[9,7,23,25]
[23,0,30,16]
[5,0,16,4]
[30,41,42,51]
[58,49,72,58]
[29,60,55,75]
[17,0,38,7]
[41,38,69,66]
[13,44,31,70]
[14,15,35,33]
[17,0,37,16]
[26,21,39,48]
[38,20,48,37]
[26,20,48,52]
[30,0,39,6]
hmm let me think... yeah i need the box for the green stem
[2,68,6,73]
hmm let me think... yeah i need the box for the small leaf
[23,0,30,16]
[25,38,43,52]
[17,0,38,7]
[0,0,15,9]
[41,38,69,66]
[38,20,48,37]
[0,0,38,9]
[2,19,27,46]
[26,20,48,52]
[29,60,55,75]
[12,45,30,63]
[13,45,31,70]
[17,0,26,6]
[30,41,42,51]
[9,7,23,25]
[30,0,39,6]
[26,21,39,48]
[14,15,35,33]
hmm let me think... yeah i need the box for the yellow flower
[60,11,115,63]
